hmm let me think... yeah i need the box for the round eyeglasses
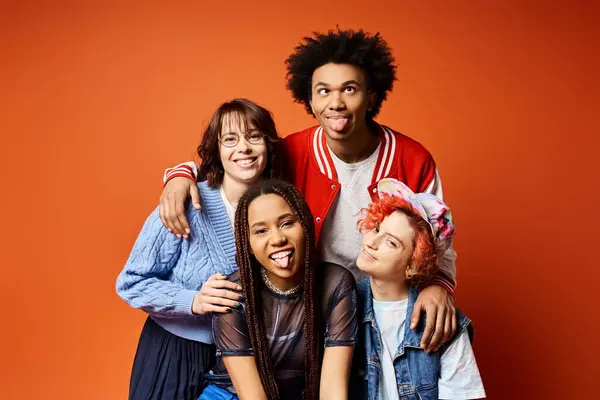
[219,130,266,148]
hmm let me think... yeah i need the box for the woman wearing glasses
[116,99,280,400]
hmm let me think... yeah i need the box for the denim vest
[350,279,473,400]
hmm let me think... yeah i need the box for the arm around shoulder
[163,161,198,184]
[160,167,202,236]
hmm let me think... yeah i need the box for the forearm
[430,246,457,295]
[117,272,199,318]
[116,207,203,319]
[223,356,268,400]
[320,346,353,400]
[320,382,348,400]
[235,385,268,400]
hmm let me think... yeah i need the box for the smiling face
[309,63,376,143]
[357,210,416,281]
[218,112,267,187]
[247,193,305,291]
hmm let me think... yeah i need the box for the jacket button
[331,184,336,189]
[316,217,321,223]
[372,188,377,193]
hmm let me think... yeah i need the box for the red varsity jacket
[163,123,456,293]
[281,124,437,242]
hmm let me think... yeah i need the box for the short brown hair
[197,98,280,187]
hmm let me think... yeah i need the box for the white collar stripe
[375,129,391,182]
[317,127,333,179]
[312,125,395,182]
[312,127,326,176]
[382,127,396,178]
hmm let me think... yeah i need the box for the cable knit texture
[116,181,237,344]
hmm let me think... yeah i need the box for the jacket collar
[357,278,424,350]
[310,124,397,185]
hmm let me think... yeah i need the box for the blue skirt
[129,316,216,400]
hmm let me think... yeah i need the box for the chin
[265,262,300,277]
[283,268,304,283]
[238,173,261,183]
[355,261,372,275]
[324,128,353,140]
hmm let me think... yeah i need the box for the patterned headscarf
[376,178,456,253]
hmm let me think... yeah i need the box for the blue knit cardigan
[116,181,237,343]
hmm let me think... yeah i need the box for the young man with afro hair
[160,28,458,352]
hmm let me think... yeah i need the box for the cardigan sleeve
[116,206,203,319]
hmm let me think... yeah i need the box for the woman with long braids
[200,180,358,400]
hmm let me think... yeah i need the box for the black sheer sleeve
[320,263,358,347]
[212,273,254,357]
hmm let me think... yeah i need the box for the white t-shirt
[372,299,486,400]
[319,144,380,279]
[218,185,236,226]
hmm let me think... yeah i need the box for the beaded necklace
[260,268,303,296]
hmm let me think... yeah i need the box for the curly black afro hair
[285,28,397,125]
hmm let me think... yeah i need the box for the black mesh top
[205,262,358,399]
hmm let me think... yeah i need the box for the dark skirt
[129,316,216,400]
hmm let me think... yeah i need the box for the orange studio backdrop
[1,1,598,399]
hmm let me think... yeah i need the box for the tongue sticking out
[273,255,290,268]
[327,117,349,132]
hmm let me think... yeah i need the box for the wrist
[167,288,199,316]
[191,292,203,315]
[421,280,455,296]
[164,164,196,185]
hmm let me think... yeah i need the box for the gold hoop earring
[405,264,416,280]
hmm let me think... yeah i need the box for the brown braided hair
[234,180,321,400]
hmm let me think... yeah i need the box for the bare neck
[370,276,409,302]
[221,177,254,208]
[326,125,380,164]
